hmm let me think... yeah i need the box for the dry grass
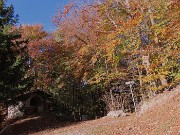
[139,85,180,115]
[2,85,180,135]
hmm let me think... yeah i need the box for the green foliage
[0,0,33,105]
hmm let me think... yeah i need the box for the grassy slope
[40,85,180,135]
[2,85,180,135]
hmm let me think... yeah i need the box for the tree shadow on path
[1,114,79,135]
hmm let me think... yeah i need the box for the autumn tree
[20,24,49,89]
[28,0,179,116]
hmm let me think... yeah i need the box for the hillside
[1,85,180,135]
[0,1,179,135]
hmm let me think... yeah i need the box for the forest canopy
[0,0,179,120]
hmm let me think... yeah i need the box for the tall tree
[0,0,33,104]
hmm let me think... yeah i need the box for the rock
[8,102,24,120]
[81,115,88,121]
[107,110,127,117]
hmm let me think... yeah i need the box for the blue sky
[7,0,70,32]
